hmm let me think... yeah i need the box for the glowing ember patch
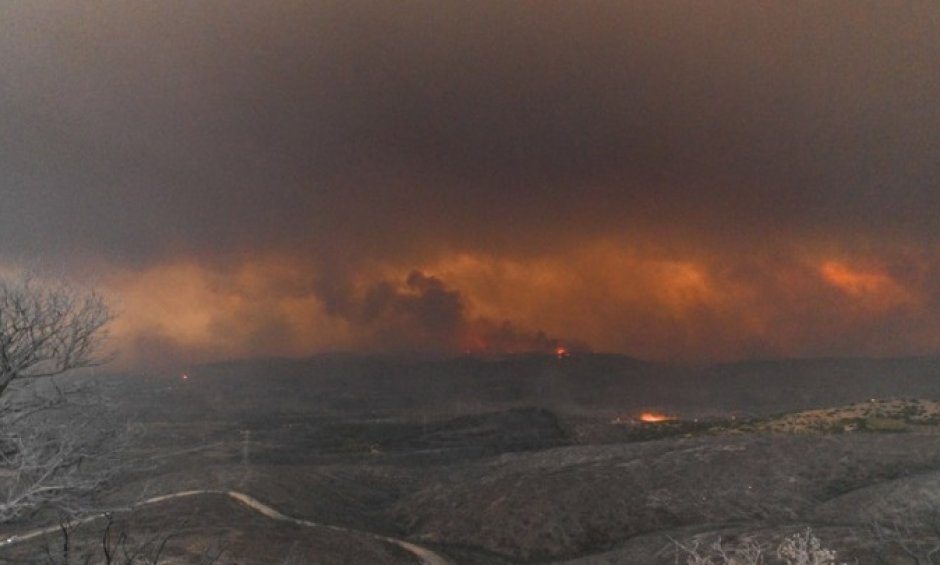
[181,373,189,380]
[638,412,675,423]
[555,346,569,359]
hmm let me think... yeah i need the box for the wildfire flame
[555,345,569,359]
[638,411,674,423]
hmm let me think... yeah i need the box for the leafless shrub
[673,535,766,565]
[776,528,839,565]
[34,511,225,565]
[869,503,940,564]
[674,528,842,565]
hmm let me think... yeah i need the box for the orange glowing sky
[89,240,940,367]
[3,3,940,367]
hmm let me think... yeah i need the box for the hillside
[6,353,940,563]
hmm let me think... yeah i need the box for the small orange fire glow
[638,412,674,423]
[181,373,189,381]
[555,345,569,359]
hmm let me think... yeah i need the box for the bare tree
[0,273,117,524]
[0,386,129,523]
[0,274,112,398]
[30,511,226,565]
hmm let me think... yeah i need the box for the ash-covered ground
[6,353,940,563]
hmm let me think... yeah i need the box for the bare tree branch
[0,273,119,526]
[0,274,112,399]
[0,383,130,525]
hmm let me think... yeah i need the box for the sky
[3,2,940,367]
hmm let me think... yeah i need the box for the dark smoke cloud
[3,1,940,266]
[349,271,464,352]
[2,2,940,362]
[321,270,581,355]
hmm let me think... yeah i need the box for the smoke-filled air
[4,2,940,367]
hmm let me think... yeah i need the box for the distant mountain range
[117,353,940,420]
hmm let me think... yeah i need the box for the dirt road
[0,489,453,565]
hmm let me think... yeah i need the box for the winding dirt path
[0,490,452,565]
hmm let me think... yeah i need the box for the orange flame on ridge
[638,412,675,423]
